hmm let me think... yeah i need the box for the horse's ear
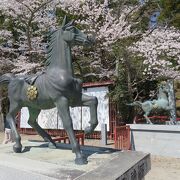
[69,19,75,26]
[64,20,75,29]
[62,15,68,27]
[62,19,75,30]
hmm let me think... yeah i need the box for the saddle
[24,71,45,85]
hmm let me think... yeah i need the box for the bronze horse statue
[0,17,98,165]
[127,84,171,124]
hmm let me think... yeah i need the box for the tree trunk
[124,54,135,124]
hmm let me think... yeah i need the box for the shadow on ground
[22,141,120,158]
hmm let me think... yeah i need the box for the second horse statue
[127,83,171,124]
[0,16,98,165]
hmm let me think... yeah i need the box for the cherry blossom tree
[0,0,179,81]
[0,0,141,77]
[129,27,180,80]
[0,0,60,74]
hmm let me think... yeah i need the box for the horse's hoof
[13,144,22,153]
[48,142,57,149]
[84,126,92,135]
[75,156,88,165]
[84,124,97,135]
[43,137,49,142]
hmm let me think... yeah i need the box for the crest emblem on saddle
[24,72,44,100]
[26,85,38,100]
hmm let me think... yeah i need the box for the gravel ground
[0,132,180,179]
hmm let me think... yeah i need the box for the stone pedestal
[130,124,180,158]
[0,141,151,180]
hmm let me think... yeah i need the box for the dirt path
[0,132,180,179]
[146,155,180,180]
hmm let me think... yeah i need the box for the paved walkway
[0,165,57,180]
[1,132,180,180]
[0,140,149,180]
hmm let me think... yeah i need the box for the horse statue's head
[159,81,169,92]
[158,81,169,99]
[61,16,94,46]
[46,16,95,68]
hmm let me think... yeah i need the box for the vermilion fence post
[114,125,131,150]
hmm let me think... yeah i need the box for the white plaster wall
[20,86,109,131]
[20,107,31,128]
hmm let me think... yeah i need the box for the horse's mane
[44,19,74,67]
[45,28,61,67]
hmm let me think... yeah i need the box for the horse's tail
[0,73,15,86]
[127,101,142,108]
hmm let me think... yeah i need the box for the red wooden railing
[114,125,131,150]
[52,133,84,145]
[135,116,180,124]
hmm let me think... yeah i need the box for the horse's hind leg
[81,94,98,134]
[28,107,56,148]
[55,96,87,165]
[144,111,153,124]
[6,102,22,153]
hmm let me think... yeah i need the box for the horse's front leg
[6,102,22,153]
[55,96,87,165]
[81,94,98,135]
